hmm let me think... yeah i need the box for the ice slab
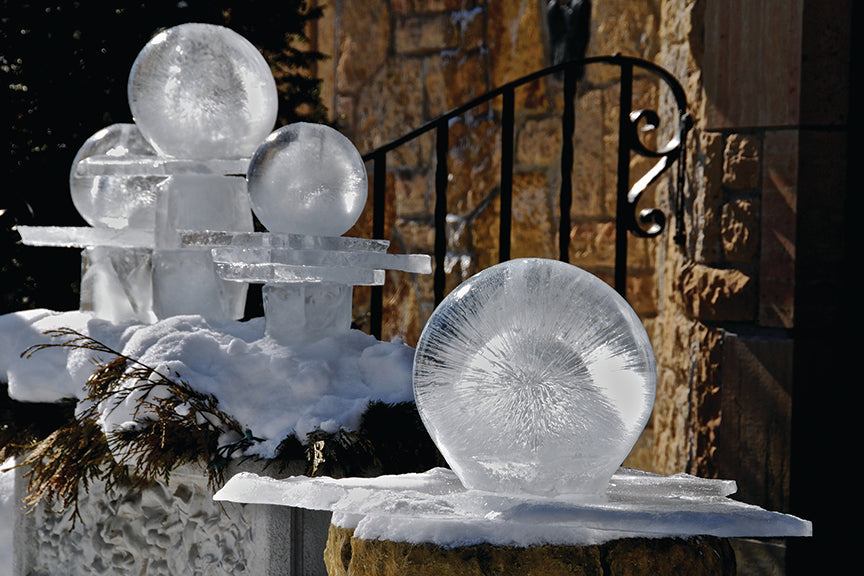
[413,259,657,496]
[211,247,431,274]
[15,226,155,249]
[179,230,390,253]
[215,262,386,285]
[214,467,812,548]
[247,123,368,237]
[74,155,250,177]
[128,23,277,159]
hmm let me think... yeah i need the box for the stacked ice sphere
[17,23,277,323]
[17,23,431,341]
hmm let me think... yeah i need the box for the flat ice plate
[214,467,812,548]
[74,155,251,176]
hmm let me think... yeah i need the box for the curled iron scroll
[615,55,691,245]
[625,108,684,239]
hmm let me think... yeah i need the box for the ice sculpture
[412,258,656,496]
[215,257,812,545]
[15,23,275,323]
[193,122,431,344]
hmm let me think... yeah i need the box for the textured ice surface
[128,23,277,159]
[80,246,155,324]
[69,124,162,229]
[214,467,812,548]
[246,123,368,236]
[413,259,657,496]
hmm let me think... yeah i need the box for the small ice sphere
[70,124,162,229]
[246,123,368,237]
[128,23,277,159]
[412,258,657,496]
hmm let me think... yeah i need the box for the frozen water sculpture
[128,22,278,160]
[15,23,274,323]
[413,258,656,496]
[192,123,431,344]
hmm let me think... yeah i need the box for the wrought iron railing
[361,55,692,339]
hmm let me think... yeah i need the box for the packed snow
[0,309,415,459]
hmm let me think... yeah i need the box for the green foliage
[1,0,328,314]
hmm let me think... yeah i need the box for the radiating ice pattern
[246,123,368,237]
[70,124,162,229]
[413,259,656,496]
[128,23,277,159]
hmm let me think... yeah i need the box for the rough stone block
[324,525,736,576]
[722,134,761,190]
[679,264,756,322]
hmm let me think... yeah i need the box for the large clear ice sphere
[70,124,162,229]
[128,23,277,159]
[246,123,368,237]
[413,258,657,496]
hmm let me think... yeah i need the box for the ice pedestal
[152,174,254,320]
[263,283,353,344]
[80,246,155,324]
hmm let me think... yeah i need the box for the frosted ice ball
[246,123,368,236]
[128,23,277,159]
[413,258,657,496]
[70,124,162,229]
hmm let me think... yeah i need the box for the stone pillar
[323,525,736,576]
[13,462,331,576]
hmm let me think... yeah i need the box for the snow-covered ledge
[1,309,422,576]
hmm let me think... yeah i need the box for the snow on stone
[0,309,415,459]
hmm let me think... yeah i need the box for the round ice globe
[413,258,657,496]
[70,124,162,229]
[128,23,277,159]
[246,123,368,236]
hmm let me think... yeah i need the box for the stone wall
[305,0,850,533]
[312,0,666,350]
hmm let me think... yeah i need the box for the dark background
[2,0,327,315]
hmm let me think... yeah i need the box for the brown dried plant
[17,328,248,524]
